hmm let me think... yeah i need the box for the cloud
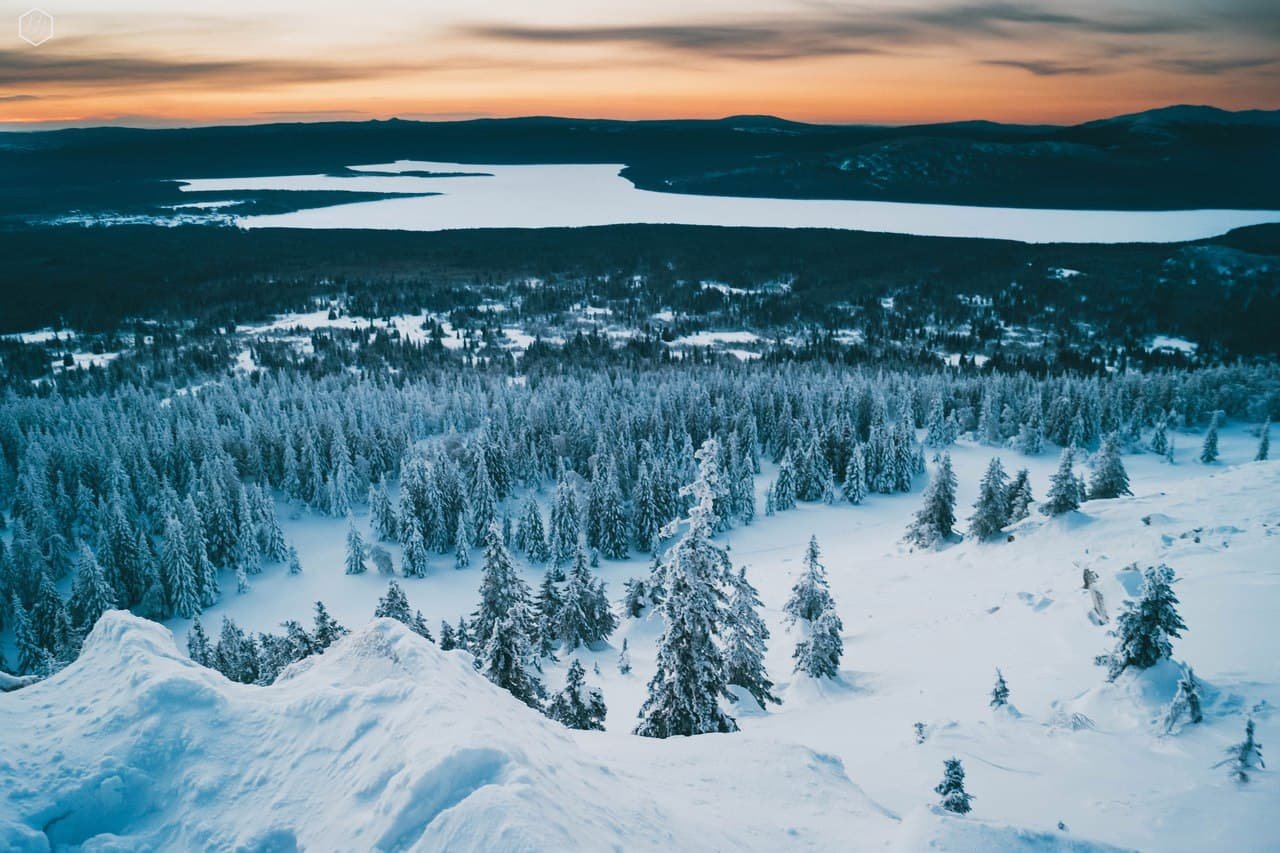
[462,2,1208,63]
[0,94,41,102]
[1148,55,1278,75]
[983,59,1102,77]
[0,46,417,89]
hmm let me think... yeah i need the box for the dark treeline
[2,223,1278,355]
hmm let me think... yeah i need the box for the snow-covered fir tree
[843,446,867,505]
[374,580,433,640]
[618,638,632,674]
[724,567,780,707]
[549,469,581,567]
[1150,414,1169,456]
[344,518,367,575]
[635,438,738,738]
[286,545,303,576]
[1200,412,1220,464]
[370,482,398,542]
[1005,468,1034,523]
[785,536,844,679]
[311,601,349,649]
[935,758,974,814]
[187,617,212,667]
[68,543,116,633]
[1218,718,1265,783]
[546,658,607,731]
[1089,434,1132,500]
[160,515,201,619]
[1101,564,1186,680]
[969,457,1010,541]
[514,496,551,563]
[1041,449,1082,516]
[990,669,1010,709]
[556,546,617,651]
[1258,417,1271,462]
[905,453,957,548]
[402,525,430,578]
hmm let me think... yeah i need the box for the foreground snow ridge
[0,613,899,851]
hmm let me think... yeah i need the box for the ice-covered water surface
[178,161,1280,244]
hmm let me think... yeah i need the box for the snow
[178,161,1280,244]
[0,613,895,851]
[671,330,762,347]
[4,426,1278,850]
[1147,335,1199,354]
[2,328,74,344]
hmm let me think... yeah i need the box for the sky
[2,0,1278,128]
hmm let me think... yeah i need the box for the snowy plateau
[2,428,1278,852]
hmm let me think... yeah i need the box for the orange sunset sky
[2,0,1278,128]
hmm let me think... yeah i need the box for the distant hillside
[1,106,1278,219]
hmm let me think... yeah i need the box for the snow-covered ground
[178,161,1280,244]
[3,427,1277,850]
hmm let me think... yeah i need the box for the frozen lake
[180,161,1280,244]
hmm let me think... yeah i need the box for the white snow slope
[2,436,1278,851]
[0,613,895,852]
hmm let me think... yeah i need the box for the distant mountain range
[2,105,1277,219]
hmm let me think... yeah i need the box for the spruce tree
[547,658,607,731]
[402,525,430,578]
[842,446,867,505]
[286,544,303,575]
[454,514,471,570]
[374,580,433,641]
[311,601,349,649]
[1102,564,1186,680]
[1041,449,1082,516]
[187,617,213,667]
[969,457,1010,541]
[479,607,545,709]
[1216,718,1264,783]
[344,518,367,575]
[161,515,201,619]
[990,669,1010,709]
[905,453,957,548]
[515,496,551,563]
[1149,414,1169,457]
[1005,468,1034,523]
[1257,417,1271,462]
[618,638,632,674]
[595,459,630,560]
[1200,412,1220,464]
[472,523,535,650]
[68,543,116,632]
[935,758,974,814]
[549,472,581,567]
[724,567,780,707]
[438,621,457,651]
[635,438,738,738]
[370,482,398,542]
[773,451,797,512]
[1089,434,1132,500]
[785,537,844,679]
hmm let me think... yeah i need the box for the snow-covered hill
[3,445,1277,851]
[0,612,897,851]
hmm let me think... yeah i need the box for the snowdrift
[0,612,894,851]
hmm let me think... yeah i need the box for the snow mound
[0,612,894,851]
